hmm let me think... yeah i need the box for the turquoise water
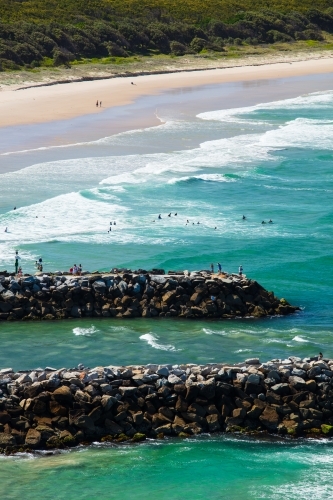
[1,79,333,498]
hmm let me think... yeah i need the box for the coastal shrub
[190,37,207,52]
[105,42,129,57]
[170,41,187,55]
[266,30,294,43]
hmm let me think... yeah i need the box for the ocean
[0,74,333,498]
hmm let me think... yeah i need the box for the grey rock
[271,383,290,396]
[247,374,260,385]
[0,368,13,375]
[157,367,169,377]
[118,386,137,397]
[117,280,128,295]
[168,374,182,385]
[101,395,117,411]
[267,370,280,381]
[289,376,307,389]
[291,368,307,378]
[245,358,260,365]
[2,290,14,301]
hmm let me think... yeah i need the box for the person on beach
[69,267,73,274]
[239,265,243,276]
[217,262,222,274]
[96,100,98,107]
[210,263,214,273]
[14,250,21,274]
[100,101,102,107]
[73,264,78,275]
[78,264,82,275]
[131,82,136,85]
[17,266,23,277]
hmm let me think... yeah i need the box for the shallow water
[1,436,333,500]
[1,76,333,498]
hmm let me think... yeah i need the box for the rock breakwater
[1,355,333,454]
[0,269,298,321]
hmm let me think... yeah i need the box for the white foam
[139,333,180,351]
[73,326,99,336]
[198,90,333,122]
[292,335,309,343]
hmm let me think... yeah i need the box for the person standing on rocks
[217,262,222,274]
[14,250,21,274]
[210,263,214,273]
[239,265,243,276]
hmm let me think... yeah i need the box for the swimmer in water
[268,219,273,223]
[158,214,162,219]
[242,215,246,220]
[261,220,266,224]
[174,213,177,216]
[168,213,171,217]
[187,220,189,223]
[4,227,8,232]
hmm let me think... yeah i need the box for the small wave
[292,335,309,343]
[139,333,180,351]
[73,326,99,336]
[167,173,235,185]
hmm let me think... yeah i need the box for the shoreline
[0,353,332,455]
[1,55,333,129]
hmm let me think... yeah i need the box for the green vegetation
[1,0,333,70]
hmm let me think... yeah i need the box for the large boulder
[259,406,279,430]
[25,428,41,448]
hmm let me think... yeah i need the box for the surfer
[158,214,162,219]
[242,215,246,220]
[261,220,266,224]
[268,219,273,223]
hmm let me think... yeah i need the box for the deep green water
[1,81,333,498]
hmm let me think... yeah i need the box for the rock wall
[0,355,333,453]
[0,270,298,321]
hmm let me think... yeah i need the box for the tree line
[1,2,333,70]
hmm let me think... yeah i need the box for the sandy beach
[1,55,333,128]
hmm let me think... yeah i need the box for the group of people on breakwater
[0,269,298,322]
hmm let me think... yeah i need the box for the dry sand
[1,56,333,128]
